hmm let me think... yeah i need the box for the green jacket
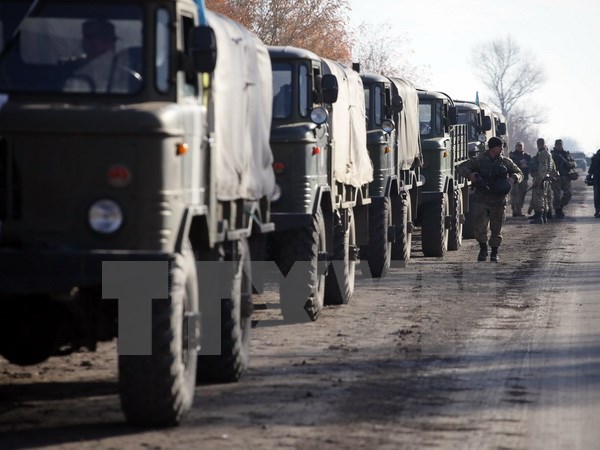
[458,152,523,205]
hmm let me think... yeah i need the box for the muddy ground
[1,180,599,449]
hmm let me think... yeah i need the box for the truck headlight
[89,199,123,234]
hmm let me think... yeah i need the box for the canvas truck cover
[388,77,422,171]
[207,11,275,201]
[322,59,373,188]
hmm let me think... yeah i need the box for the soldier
[508,141,532,217]
[587,149,600,218]
[458,136,523,262]
[529,138,556,224]
[550,139,577,218]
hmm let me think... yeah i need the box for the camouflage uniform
[458,152,523,247]
[530,147,555,215]
[551,147,576,213]
[508,147,532,215]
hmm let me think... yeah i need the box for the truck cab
[417,90,469,256]
[0,0,274,426]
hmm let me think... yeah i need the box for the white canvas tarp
[322,59,373,188]
[207,11,275,201]
[389,77,422,170]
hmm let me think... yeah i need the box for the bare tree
[471,36,546,117]
[506,105,545,152]
[471,36,547,152]
[352,22,430,86]
[206,0,353,61]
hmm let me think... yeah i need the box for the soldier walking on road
[509,141,532,217]
[551,139,577,218]
[587,149,600,218]
[529,138,556,224]
[458,137,523,262]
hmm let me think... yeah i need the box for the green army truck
[454,100,493,157]
[417,90,469,256]
[359,73,423,275]
[267,46,372,321]
[0,1,275,426]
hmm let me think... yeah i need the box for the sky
[348,0,600,155]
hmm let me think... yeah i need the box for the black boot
[490,247,499,262]
[555,208,565,219]
[529,211,543,224]
[478,242,488,262]
[546,209,553,220]
[595,210,600,218]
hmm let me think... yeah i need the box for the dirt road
[1,180,599,449]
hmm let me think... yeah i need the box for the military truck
[454,100,493,157]
[267,46,372,321]
[359,73,423,275]
[417,90,469,256]
[0,2,274,426]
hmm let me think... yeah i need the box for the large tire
[391,193,412,265]
[277,208,326,322]
[197,238,252,383]
[324,210,356,305]
[362,197,392,278]
[462,195,476,239]
[119,246,199,426]
[448,187,463,251]
[421,194,449,257]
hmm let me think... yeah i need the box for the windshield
[419,100,443,137]
[272,63,292,119]
[0,2,144,95]
[457,110,479,141]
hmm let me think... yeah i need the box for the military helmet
[492,178,512,196]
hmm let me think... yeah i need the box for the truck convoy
[267,46,372,322]
[0,1,275,426]
[0,0,507,428]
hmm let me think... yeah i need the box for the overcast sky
[348,0,600,155]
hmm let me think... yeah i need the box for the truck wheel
[197,238,252,383]
[277,207,326,322]
[363,197,392,278]
[421,194,449,257]
[391,194,412,264]
[462,195,476,239]
[448,187,463,251]
[325,210,356,305]
[119,245,199,426]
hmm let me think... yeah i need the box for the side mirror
[448,106,458,126]
[321,74,338,104]
[497,122,507,136]
[481,115,492,132]
[391,95,403,113]
[189,26,217,73]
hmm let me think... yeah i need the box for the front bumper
[0,248,172,295]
